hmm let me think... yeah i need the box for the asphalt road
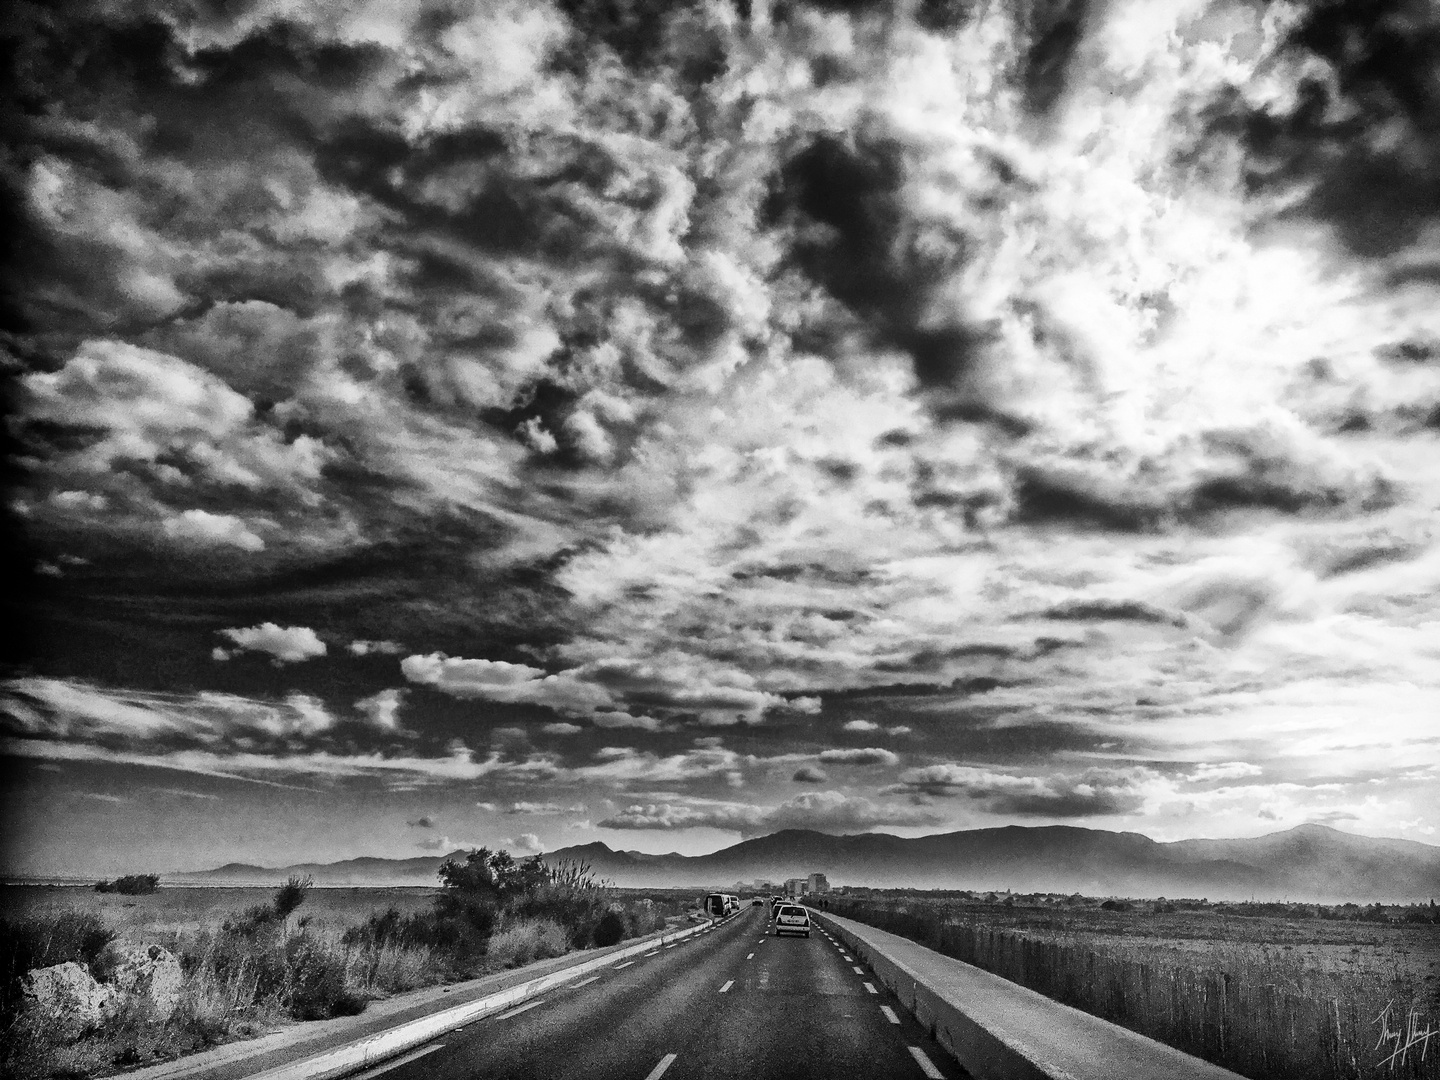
[361,904,966,1080]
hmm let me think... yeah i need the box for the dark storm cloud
[886,763,1147,817]
[1039,599,1189,627]
[763,126,1012,419]
[1202,0,1440,259]
[596,790,943,835]
[407,815,437,828]
[791,764,828,783]
[1018,0,1097,115]
[817,747,899,766]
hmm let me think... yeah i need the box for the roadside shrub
[343,940,436,995]
[94,874,160,895]
[592,909,626,948]
[272,876,313,920]
[622,901,664,939]
[283,933,365,1020]
[485,918,570,970]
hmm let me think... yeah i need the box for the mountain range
[174,824,1440,903]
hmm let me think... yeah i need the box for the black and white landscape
[4,0,1440,890]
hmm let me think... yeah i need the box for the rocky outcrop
[21,945,185,1031]
[21,962,117,1030]
[108,945,184,1019]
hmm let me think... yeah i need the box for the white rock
[108,945,185,1018]
[21,962,116,1030]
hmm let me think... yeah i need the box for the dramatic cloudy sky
[3,0,1439,877]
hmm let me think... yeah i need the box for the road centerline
[494,999,544,1020]
[346,1043,444,1080]
[908,1046,945,1078]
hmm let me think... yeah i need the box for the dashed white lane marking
[613,960,636,969]
[842,955,854,962]
[495,999,544,1020]
[644,1052,678,1080]
[852,966,865,974]
[908,1046,945,1078]
[645,951,660,957]
[863,982,878,994]
[664,943,677,949]
[746,952,755,959]
[720,980,734,993]
[881,1005,901,1025]
[573,975,600,988]
[348,1043,444,1080]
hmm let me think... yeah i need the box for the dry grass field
[831,897,1440,1080]
[0,885,440,946]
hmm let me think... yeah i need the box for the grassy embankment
[828,895,1440,1080]
[0,861,693,1080]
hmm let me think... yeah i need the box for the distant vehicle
[751,897,763,906]
[724,894,739,915]
[774,904,810,937]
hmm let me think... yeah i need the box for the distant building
[807,872,830,895]
[784,876,807,896]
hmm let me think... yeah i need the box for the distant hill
[176,824,1440,902]
[174,850,471,887]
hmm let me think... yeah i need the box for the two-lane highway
[359,905,964,1080]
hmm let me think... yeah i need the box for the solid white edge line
[881,1006,901,1025]
[719,980,734,993]
[346,1044,444,1080]
[908,1046,945,1079]
[863,982,878,994]
[493,999,544,1020]
[644,1052,678,1080]
[613,960,636,969]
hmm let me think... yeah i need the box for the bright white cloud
[219,623,327,664]
[162,509,265,551]
[354,688,406,731]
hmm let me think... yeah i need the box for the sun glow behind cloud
[3,0,1439,870]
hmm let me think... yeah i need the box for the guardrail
[809,909,1244,1080]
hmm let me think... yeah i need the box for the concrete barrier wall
[810,909,1245,1080]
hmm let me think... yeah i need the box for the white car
[773,904,810,937]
